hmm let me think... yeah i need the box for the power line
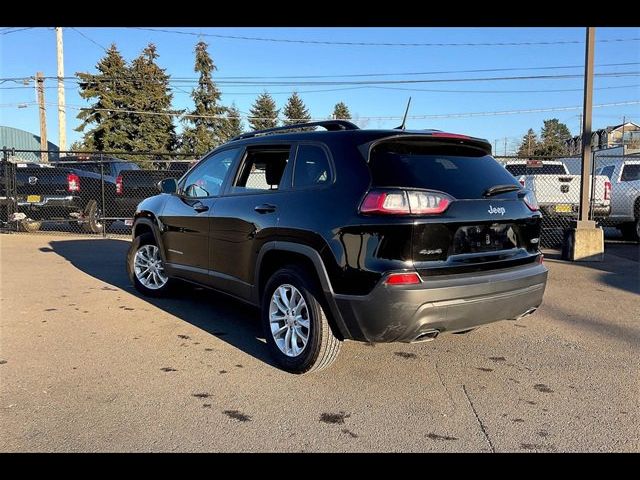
[32,71,640,87]
[70,27,108,52]
[38,99,640,122]
[1,27,34,35]
[129,27,640,48]
[191,62,640,80]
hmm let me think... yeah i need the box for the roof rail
[230,120,359,141]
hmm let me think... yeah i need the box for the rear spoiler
[358,133,493,161]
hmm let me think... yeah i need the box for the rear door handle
[193,202,209,213]
[254,203,276,214]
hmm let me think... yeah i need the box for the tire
[261,265,342,374]
[127,233,173,297]
[81,200,104,234]
[17,219,42,233]
[620,220,640,242]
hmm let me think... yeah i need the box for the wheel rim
[269,284,310,357]
[133,244,168,290]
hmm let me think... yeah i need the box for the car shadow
[47,238,277,368]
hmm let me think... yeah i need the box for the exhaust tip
[413,329,440,343]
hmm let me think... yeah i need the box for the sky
[1,26,639,154]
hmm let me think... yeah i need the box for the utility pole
[56,27,67,152]
[578,28,595,224]
[504,137,507,157]
[565,27,603,262]
[36,72,48,163]
[494,139,498,156]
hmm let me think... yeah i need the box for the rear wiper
[483,184,521,197]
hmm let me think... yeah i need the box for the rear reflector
[385,272,421,285]
[604,181,611,201]
[538,254,544,264]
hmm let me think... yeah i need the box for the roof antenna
[395,97,412,130]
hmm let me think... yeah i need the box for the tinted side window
[621,164,640,181]
[232,147,291,193]
[293,145,332,188]
[181,148,239,198]
[599,165,615,180]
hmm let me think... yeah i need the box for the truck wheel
[127,233,173,297]
[81,200,104,234]
[620,220,640,242]
[262,265,342,374]
[17,219,42,233]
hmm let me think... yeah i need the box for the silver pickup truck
[504,160,611,220]
[596,159,640,241]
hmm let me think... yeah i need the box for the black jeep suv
[127,120,547,374]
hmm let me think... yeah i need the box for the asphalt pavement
[0,234,638,452]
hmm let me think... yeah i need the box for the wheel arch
[255,241,351,340]
[132,215,167,263]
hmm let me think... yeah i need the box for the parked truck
[504,159,611,220]
[596,158,640,241]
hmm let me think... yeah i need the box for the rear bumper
[334,262,548,343]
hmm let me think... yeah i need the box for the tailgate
[14,165,72,197]
[526,175,580,205]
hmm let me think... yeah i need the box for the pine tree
[332,102,351,120]
[282,92,311,129]
[75,44,133,151]
[534,118,571,156]
[248,92,279,131]
[517,129,539,157]
[220,103,243,142]
[129,44,178,156]
[180,41,227,155]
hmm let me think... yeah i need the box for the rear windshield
[369,141,519,199]
[621,164,640,181]
[505,164,567,176]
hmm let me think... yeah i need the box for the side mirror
[158,178,178,194]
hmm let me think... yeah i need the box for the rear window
[369,141,519,199]
[505,163,567,176]
[621,164,640,181]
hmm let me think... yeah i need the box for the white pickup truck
[596,158,640,241]
[504,160,611,220]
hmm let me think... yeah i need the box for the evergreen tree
[220,103,243,142]
[332,101,351,120]
[129,43,178,155]
[181,41,227,155]
[248,92,279,131]
[282,92,311,129]
[75,44,132,151]
[517,128,539,157]
[534,118,571,156]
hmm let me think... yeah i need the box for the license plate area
[555,204,572,213]
[27,195,41,203]
[452,223,520,254]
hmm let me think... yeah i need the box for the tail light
[385,272,421,285]
[538,253,544,264]
[523,190,539,211]
[360,189,452,215]
[67,173,80,192]
[604,181,611,201]
[518,176,526,187]
[116,175,123,195]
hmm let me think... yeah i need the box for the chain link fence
[495,152,640,246]
[1,148,198,237]
[2,148,639,246]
